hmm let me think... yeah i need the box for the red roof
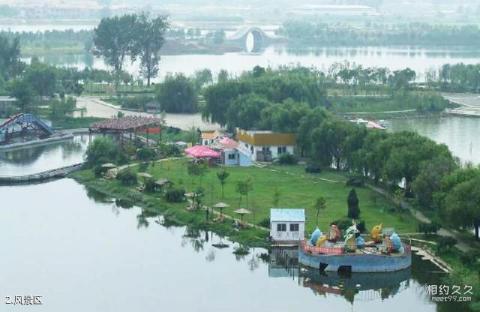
[185,145,221,158]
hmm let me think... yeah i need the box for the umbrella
[101,163,117,168]
[137,172,153,179]
[154,179,170,186]
[234,208,251,223]
[214,202,229,217]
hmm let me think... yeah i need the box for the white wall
[239,141,295,161]
[270,221,305,242]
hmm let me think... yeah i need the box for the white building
[270,208,305,244]
[236,129,296,162]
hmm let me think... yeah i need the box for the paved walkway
[367,184,473,252]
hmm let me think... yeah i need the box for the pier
[0,163,85,185]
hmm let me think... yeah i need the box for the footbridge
[0,113,53,144]
[226,27,277,52]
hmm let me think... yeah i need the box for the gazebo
[89,116,162,145]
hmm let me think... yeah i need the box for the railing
[300,240,344,255]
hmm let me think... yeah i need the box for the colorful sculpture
[316,235,328,247]
[309,228,322,246]
[390,232,402,252]
[328,224,341,242]
[370,223,383,243]
[344,222,360,252]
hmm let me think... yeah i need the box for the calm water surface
[0,135,90,176]
[0,179,443,312]
[388,116,480,165]
[30,45,480,83]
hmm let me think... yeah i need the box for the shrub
[305,162,322,173]
[117,169,137,186]
[418,222,440,235]
[436,236,457,253]
[93,165,107,177]
[331,218,353,232]
[144,178,156,193]
[278,153,297,165]
[460,250,480,266]
[137,147,156,162]
[258,217,270,228]
[165,187,185,202]
[346,175,365,187]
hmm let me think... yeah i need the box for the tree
[8,79,34,112]
[86,137,120,167]
[412,155,457,209]
[49,97,76,120]
[216,169,230,199]
[314,196,326,226]
[0,35,22,80]
[156,74,198,113]
[272,186,281,207]
[441,173,480,240]
[24,60,57,97]
[347,189,360,219]
[135,13,168,86]
[193,69,213,91]
[187,161,207,187]
[93,14,138,89]
[236,177,253,208]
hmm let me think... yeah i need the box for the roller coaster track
[0,113,53,142]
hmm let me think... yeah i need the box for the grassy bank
[72,159,418,243]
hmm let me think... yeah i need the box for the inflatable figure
[390,232,402,252]
[344,222,360,252]
[370,223,383,243]
[328,224,341,242]
[356,236,365,248]
[316,235,328,247]
[309,228,322,246]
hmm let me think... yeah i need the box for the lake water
[33,45,480,83]
[0,178,446,312]
[0,135,90,177]
[388,116,480,165]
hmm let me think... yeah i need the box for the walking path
[367,184,473,253]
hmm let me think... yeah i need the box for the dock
[0,163,85,185]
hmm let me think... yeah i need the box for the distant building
[236,129,296,162]
[270,208,305,244]
[201,130,223,146]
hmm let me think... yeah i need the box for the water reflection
[0,179,441,311]
[0,135,89,176]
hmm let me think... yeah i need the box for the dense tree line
[279,21,480,46]
[0,30,92,50]
[202,66,479,239]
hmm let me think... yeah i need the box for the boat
[298,222,412,273]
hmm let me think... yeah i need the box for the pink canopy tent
[185,145,221,158]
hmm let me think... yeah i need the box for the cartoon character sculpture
[344,221,360,252]
[390,232,402,252]
[309,228,322,246]
[328,224,341,242]
[370,223,383,243]
[316,234,328,247]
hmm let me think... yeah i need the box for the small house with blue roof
[270,208,305,243]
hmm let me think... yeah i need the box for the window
[277,223,286,232]
[290,223,299,232]
[228,153,236,160]
[278,146,287,154]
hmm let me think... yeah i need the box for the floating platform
[298,241,412,273]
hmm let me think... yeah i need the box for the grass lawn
[143,159,417,235]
